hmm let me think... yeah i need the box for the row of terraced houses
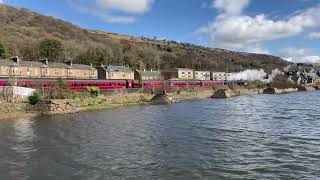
[0,57,235,81]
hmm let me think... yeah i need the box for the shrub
[268,74,297,89]
[0,42,6,59]
[55,77,67,90]
[250,80,266,89]
[86,86,101,97]
[49,89,78,99]
[28,92,41,105]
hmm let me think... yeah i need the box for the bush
[86,86,101,97]
[55,77,67,90]
[250,80,266,89]
[49,89,78,99]
[0,42,6,59]
[28,92,41,105]
[268,75,297,89]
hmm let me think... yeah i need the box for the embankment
[1,85,319,119]
[0,89,214,118]
[211,85,319,99]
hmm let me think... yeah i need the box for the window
[188,72,191,74]
[123,74,126,78]
[42,68,48,75]
[55,69,58,75]
[181,72,185,74]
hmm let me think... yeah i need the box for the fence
[0,86,36,102]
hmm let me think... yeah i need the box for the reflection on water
[1,91,320,179]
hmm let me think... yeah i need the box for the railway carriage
[0,78,227,92]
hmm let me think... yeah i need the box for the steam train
[0,78,227,91]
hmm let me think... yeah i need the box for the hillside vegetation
[0,5,290,72]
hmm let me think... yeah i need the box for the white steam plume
[229,69,283,83]
[229,69,266,81]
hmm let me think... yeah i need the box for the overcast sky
[2,0,320,63]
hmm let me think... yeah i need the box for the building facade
[170,68,194,80]
[211,72,236,81]
[134,70,163,80]
[0,57,97,79]
[194,71,210,80]
[98,65,134,80]
[211,72,227,81]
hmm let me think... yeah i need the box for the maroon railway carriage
[0,78,226,92]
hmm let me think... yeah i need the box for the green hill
[0,4,290,72]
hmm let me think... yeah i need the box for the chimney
[40,58,49,66]
[10,56,20,64]
[65,60,72,67]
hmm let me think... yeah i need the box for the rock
[263,88,277,94]
[314,86,320,90]
[211,89,235,99]
[298,86,308,91]
[32,99,81,115]
[263,87,299,94]
[298,86,315,91]
[151,93,176,104]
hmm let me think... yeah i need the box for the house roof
[175,68,193,70]
[72,63,94,70]
[194,70,210,72]
[48,62,69,68]
[104,66,133,73]
[0,59,45,67]
[0,59,15,66]
[0,59,95,70]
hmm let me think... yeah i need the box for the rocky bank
[1,86,319,119]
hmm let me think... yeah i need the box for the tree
[55,77,68,90]
[21,45,39,61]
[138,73,144,88]
[0,42,6,59]
[38,38,64,62]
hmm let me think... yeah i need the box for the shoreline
[0,112,40,120]
[0,86,319,120]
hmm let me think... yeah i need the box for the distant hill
[0,4,290,72]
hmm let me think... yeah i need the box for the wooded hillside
[0,4,290,72]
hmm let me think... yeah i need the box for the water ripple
[0,91,320,179]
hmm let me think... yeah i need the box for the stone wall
[32,99,81,116]
[30,93,154,116]
[0,100,30,113]
[263,88,298,94]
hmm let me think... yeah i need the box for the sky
[1,0,320,63]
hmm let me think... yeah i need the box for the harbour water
[1,92,320,179]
